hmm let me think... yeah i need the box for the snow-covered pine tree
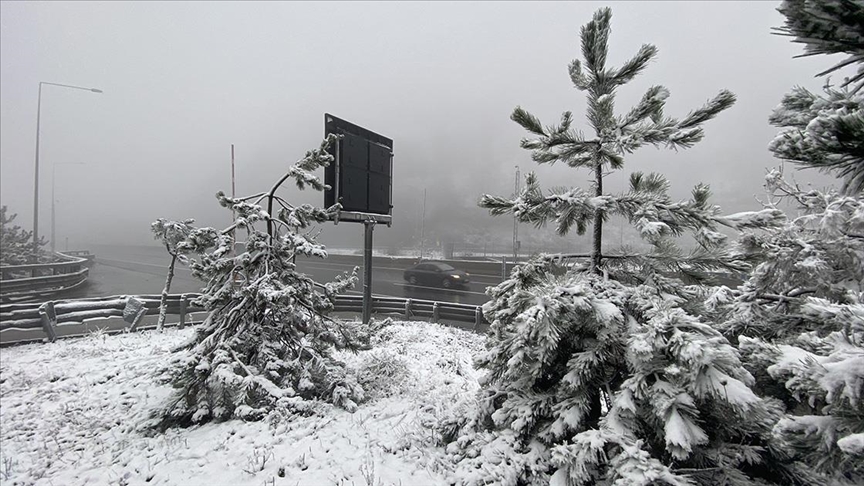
[769,0,864,193]
[151,218,199,331]
[444,8,815,486]
[157,134,361,427]
[716,171,864,341]
[0,205,49,265]
[721,171,864,484]
[716,3,864,482]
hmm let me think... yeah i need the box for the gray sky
[0,1,844,252]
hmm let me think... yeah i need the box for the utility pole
[513,166,520,264]
[231,144,240,287]
[231,144,236,220]
[419,188,426,260]
[231,144,236,244]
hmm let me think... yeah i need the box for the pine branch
[678,90,737,129]
[580,7,613,74]
[618,85,669,128]
[768,86,864,193]
[512,107,546,135]
[775,0,864,92]
[613,44,658,86]
[568,59,590,90]
[229,347,255,377]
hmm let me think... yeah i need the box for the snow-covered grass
[0,321,486,485]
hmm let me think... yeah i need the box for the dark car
[403,261,470,289]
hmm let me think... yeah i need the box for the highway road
[1,245,503,344]
[55,244,502,307]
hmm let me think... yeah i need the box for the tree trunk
[587,392,603,428]
[591,161,603,273]
[156,252,177,332]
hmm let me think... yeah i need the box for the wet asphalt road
[71,244,500,307]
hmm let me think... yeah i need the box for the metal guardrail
[333,294,487,329]
[0,251,93,303]
[0,292,488,345]
[0,293,203,340]
[60,250,96,263]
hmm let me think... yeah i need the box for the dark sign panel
[324,114,393,216]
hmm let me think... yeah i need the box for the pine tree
[719,171,864,485]
[715,2,864,483]
[156,134,362,427]
[769,0,864,193]
[0,205,48,266]
[480,9,739,278]
[151,218,199,331]
[443,8,813,486]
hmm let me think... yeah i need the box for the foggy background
[0,1,843,255]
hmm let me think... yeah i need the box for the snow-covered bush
[350,348,413,400]
[156,135,363,427]
[444,8,812,485]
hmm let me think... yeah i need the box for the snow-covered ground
[0,321,486,485]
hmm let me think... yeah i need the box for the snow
[818,353,864,405]
[591,299,623,324]
[636,218,669,238]
[716,208,785,229]
[773,415,835,442]
[0,321,485,485]
[766,340,864,406]
[586,196,614,209]
[699,366,760,408]
[664,408,708,459]
[837,433,864,456]
[703,286,733,311]
[767,344,818,376]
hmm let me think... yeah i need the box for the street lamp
[51,162,85,253]
[33,82,102,259]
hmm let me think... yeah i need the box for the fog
[0,1,844,254]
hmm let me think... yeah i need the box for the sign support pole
[362,220,375,324]
[323,114,392,325]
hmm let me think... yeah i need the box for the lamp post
[51,162,85,253]
[33,82,102,259]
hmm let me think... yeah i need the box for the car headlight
[452,275,461,279]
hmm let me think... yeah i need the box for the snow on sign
[323,114,393,218]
